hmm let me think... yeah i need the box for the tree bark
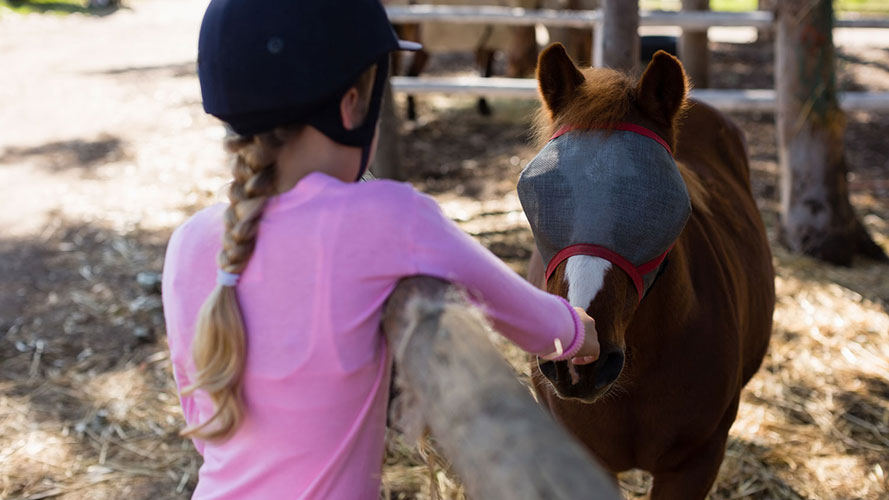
[382,277,621,500]
[757,0,775,42]
[599,0,639,73]
[679,0,709,88]
[775,0,887,264]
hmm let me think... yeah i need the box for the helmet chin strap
[357,144,372,182]
[354,56,388,182]
[306,56,390,183]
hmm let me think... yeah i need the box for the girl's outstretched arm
[403,191,590,361]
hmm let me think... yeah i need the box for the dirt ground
[1,2,888,499]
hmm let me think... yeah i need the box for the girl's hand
[571,307,600,365]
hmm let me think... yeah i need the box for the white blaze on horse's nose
[565,256,612,309]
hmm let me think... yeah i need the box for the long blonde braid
[181,128,296,441]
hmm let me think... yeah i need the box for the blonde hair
[181,63,378,441]
[180,129,293,441]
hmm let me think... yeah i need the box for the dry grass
[0,350,199,499]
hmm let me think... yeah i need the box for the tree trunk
[775,0,887,264]
[757,0,775,43]
[382,277,621,500]
[372,73,403,180]
[599,0,639,73]
[679,0,709,88]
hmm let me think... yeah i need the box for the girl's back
[165,174,426,499]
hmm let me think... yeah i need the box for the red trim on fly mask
[551,123,673,156]
[545,244,672,303]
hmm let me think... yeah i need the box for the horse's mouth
[552,383,614,404]
[537,356,623,403]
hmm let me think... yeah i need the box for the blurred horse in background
[385,0,634,119]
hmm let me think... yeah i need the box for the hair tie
[217,269,240,287]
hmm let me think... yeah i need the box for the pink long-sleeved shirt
[162,172,583,499]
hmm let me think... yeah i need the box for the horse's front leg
[405,48,428,121]
[648,396,739,500]
[475,47,495,116]
[648,435,726,500]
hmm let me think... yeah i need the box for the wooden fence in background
[383,4,889,112]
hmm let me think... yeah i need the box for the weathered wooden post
[372,75,404,180]
[383,277,621,500]
[679,0,709,88]
[775,0,887,264]
[757,0,775,42]
[596,0,638,72]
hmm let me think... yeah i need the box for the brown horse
[524,44,775,499]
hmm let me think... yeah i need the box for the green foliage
[641,0,889,14]
[837,0,889,13]
[640,0,755,10]
[710,0,758,11]
[0,0,95,15]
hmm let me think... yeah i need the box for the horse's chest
[543,333,740,470]
[557,386,732,473]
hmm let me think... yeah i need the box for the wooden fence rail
[386,4,600,27]
[384,5,889,112]
[389,77,889,113]
[381,276,620,500]
[385,5,889,29]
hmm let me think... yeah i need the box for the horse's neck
[628,239,697,350]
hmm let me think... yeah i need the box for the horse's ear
[537,43,585,116]
[636,50,688,126]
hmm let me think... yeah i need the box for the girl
[162,0,600,498]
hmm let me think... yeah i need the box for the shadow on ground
[0,213,197,499]
[90,61,197,79]
[0,136,128,174]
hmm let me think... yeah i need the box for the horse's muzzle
[537,348,625,403]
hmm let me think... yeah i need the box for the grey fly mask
[517,123,691,302]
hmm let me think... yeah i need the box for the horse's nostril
[537,358,558,382]
[594,350,625,389]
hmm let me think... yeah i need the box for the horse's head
[521,44,690,403]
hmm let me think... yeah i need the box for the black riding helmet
[197,0,420,180]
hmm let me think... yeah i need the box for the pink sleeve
[403,192,584,360]
[162,227,206,456]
